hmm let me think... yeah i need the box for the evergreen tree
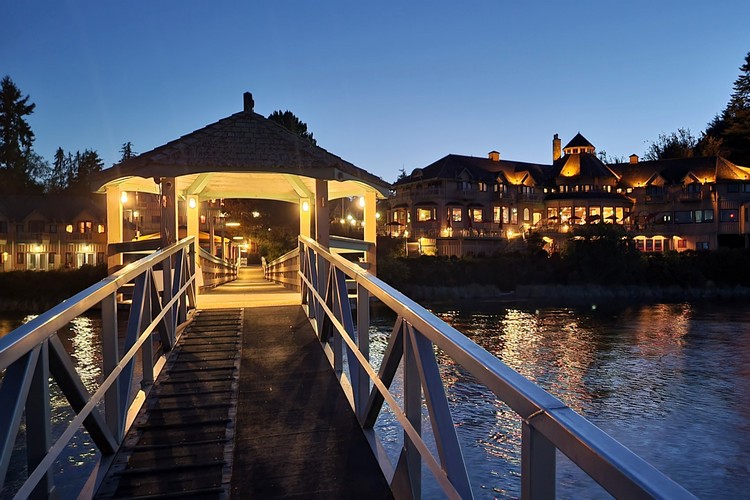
[0,75,37,192]
[119,141,136,161]
[48,147,69,192]
[704,52,750,165]
[67,149,103,193]
[268,110,317,145]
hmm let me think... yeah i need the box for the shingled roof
[395,154,550,186]
[563,133,595,150]
[92,93,389,199]
[610,156,750,187]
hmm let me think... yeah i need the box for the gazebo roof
[92,93,390,201]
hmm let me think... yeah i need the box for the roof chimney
[488,150,500,161]
[629,154,639,164]
[553,133,561,161]
[243,92,254,112]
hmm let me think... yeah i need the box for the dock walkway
[96,267,391,499]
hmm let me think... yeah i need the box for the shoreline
[396,283,750,305]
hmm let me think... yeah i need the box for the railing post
[521,419,556,500]
[101,292,123,442]
[161,257,175,346]
[141,271,154,388]
[401,324,422,498]
[355,283,370,421]
[26,340,53,500]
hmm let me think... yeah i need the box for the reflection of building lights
[188,197,197,209]
[121,191,128,204]
[301,200,310,212]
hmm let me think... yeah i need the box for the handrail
[0,237,197,499]
[264,248,300,290]
[198,247,237,289]
[297,235,695,499]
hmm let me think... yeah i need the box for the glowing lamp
[301,200,310,212]
[188,197,197,209]
[358,196,365,208]
[121,192,128,204]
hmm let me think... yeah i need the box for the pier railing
[297,235,695,499]
[199,248,237,290]
[263,248,300,291]
[0,237,197,499]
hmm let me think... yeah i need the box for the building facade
[0,195,108,271]
[389,134,750,255]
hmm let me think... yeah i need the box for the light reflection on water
[1,314,103,499]
[370,301,750,498]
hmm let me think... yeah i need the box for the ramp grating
[95,308,242,499]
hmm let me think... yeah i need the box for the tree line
[640,52,750,164]
[0,75,141,195]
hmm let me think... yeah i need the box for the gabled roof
[563,133,594,150]
[395,154,550,186]
[610,156,750,187]
[0,195,105,222]
[553,153,619,180]
[92,94,390,201]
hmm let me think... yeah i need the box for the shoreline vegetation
[377,244,750,306]
[0,265,107,313]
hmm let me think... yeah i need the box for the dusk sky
[3,1,750,183]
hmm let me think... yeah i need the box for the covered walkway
[198,265,299,309]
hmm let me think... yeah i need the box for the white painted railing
[0,237,197,499]
[297,235,696,499]
[199,248,237,290]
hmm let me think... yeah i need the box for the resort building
[0,195,108,271]
[388,133,750,255]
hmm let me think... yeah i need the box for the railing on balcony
[0,237,197,499]
[297,234,695,499]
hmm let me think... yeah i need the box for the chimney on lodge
[553,134,562,161]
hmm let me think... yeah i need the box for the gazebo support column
[363,191,377,275]
[187,195,201,289]
[105,186,123,273]
[160,177,178,246]
[300,198,312,239]
[314,180,329,337]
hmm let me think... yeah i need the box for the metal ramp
[95,309,242,498]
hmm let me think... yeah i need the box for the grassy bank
[0,265,107,312]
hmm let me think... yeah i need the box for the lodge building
[388,133,750,256]
[0,195,108,271]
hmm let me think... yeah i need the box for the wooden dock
[96,268,392,499]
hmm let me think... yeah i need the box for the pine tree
[119,141,136,161]
[703,52,750,165]
[268,110,317,146]
[0,75,37,192]
[48,147,69,192]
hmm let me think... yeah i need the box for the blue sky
[3,1,749,182]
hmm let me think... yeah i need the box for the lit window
[470,209,483,223]
[523,208,530,221]
[417,208,435,222]
[493,206,501,223]
[65,225,73,233]
[97,224,105,234]
[450,208,463,222]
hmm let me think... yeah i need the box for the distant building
[388,133,750,256]
[0,195,107,271]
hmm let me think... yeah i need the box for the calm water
[367,301,750,498]
[2,301,749,498]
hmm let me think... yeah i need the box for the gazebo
[92,92,390,282]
